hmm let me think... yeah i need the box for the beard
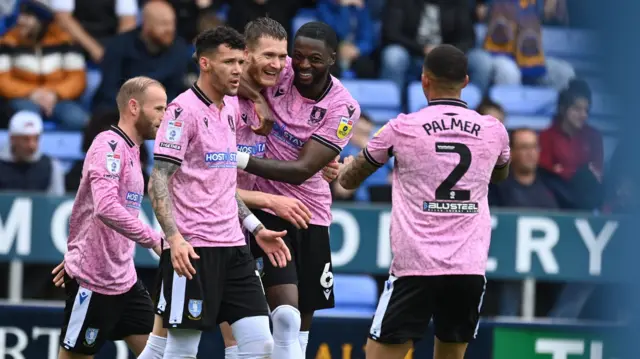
[135,110,156,141]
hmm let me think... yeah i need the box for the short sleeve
[50,0,74,12]
[495,123,510,168]
[311,101,361,154]
[115,0,139,16]
[363,122,394,167]
[153,104,193,166]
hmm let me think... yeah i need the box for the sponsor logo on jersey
[204,149,237,168]
[125,192,144,208]
[272,122,305,148]
[237,142,266,157]
[423,201,479,214]
[336,116,353,139]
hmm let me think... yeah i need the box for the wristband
[242,214,262,234]
[237,152,250,170]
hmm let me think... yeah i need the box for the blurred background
[0,0,631,357]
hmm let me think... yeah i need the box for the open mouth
[230,79,240,87]
[263,69,277,78]
[298,71,312,80]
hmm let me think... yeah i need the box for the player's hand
[252,100,275,136]
[254,227,291,268]
[321,156,340,183]
[51,261,67,288]
[168,235,200,279]
[269,194,312,229]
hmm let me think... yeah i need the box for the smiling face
[291,36,335,89]
[246,36,288,88]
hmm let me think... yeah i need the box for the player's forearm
[149,161,180,241]
[338,154,378,190]
[235,192,265,235]
[237,188,273,209]
[244,157,313,185]
[94,198,159,248]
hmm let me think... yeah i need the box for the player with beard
[57,77,167,359]
[235,21,361,358]
[147,26,291,359]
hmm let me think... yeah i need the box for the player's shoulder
[327,77,359,107]
[166,89,201,120]
[88,129,123,155]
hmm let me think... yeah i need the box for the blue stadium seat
[341,79,401,124]
[291,9,318,36]
[474,24,486,47]
[589,92,616,118]
[319,274,378,317]
[489,85,557,116]
[543,27,596,59]
[407,82,483,113]
[0,131,84,161]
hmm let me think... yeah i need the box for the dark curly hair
[294,21,338,52]
[194,26,245,58]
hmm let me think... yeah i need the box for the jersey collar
[110,125,135,147]
[191,82,224,108]
[428,98,468,108]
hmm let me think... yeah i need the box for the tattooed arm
[338,151,381,190]
[149,160,180,240]
[235,191,265,236]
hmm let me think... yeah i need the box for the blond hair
[116,76,165,113]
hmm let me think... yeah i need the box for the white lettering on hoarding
[516,217,560,274]
[0,198,32,255]
[0,327,28,358]
[535,338,604,359]
[575,220,618,275]
[330,209,360,267]
[376,211,391,268]
[50,200,73,255]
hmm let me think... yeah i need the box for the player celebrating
[148,26,290,359]
[337,44,510,359]
[236,21,361,357]
[57,77,166,359]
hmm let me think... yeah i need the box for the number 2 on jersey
[435,142,471,201]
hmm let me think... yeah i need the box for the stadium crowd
[0,0,632,322]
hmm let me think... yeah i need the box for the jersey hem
[66,269,136,296]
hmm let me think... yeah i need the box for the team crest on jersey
[336,117,353,139]
[166,120,183,142]
[106,153,121,175]
[309,106,327,125]
[228,115,235,132]
[188,299,203,320]
[84,328,99,346]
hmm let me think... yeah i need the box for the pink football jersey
[153,84,245,249]
[255,57,361,226]
[65,126,161,295]
[235,98,266,191]
[364,99,510,277]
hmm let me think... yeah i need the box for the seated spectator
[317,0,377,78]
[489,127,559,316]
[65,109,150,193]
[0,111,65,194]
[220,0,309,38]
[332,113,392,201]
[379,0,475,91]
[142,0,218,43]
[51,0,139,64]
[0,0,20,36]
[476,96,506,123]
[538,79,603,210]
[91,1,189,112]
[467,0,575,91]
[0,0,88,130]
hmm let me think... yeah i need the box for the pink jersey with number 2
[364,99,510,277]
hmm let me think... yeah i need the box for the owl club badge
[106,153,121,175]
[336,116,353,139]
[166,120,183,142]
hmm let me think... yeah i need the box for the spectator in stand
[467,0,575,91]
[476,96,506,123]
[379,0,475,91]
[0,0,20,36]
[317,0,377,79]
[332,113,392,201]
[65,110,150,193]
[489,128,559,316]
[220,0,310,38]
[538,79,603,210]
[91,1,189,112]
[144,0,217,43]
[0,111,65,195]
[0,0,88,130]
[51,0,139,64]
